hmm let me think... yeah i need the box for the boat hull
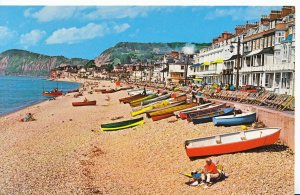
[42,91,63,97]
[149,103,198,117]
[119,94,146,103]
[101,89,116,94]
[185,128,281,157]
[185,104,226,120]
[72,100,96,106]
[151,113,174,121]
[191,107,234,124]
[101,117,144,131]
[213,112,256,126]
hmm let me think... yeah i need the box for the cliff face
[0,49,89,76]
[94,42,211,67]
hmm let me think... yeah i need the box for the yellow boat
[131,100,170,117]
[149,103,198,117]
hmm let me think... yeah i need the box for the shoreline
[0,76,82,118]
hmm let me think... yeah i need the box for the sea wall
[206,98,295,152]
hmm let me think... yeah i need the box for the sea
[0,76,80,116]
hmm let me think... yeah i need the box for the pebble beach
[0,79,294,194]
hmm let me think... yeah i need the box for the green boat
[101,117,144,131]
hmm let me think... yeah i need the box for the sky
[0,6,281,60]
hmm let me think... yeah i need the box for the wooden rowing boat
[145,100,186,116]
[95,89,107,92]
[101,117,144,131]
[101,89,116,94]
[149,103,198,117]
[119,94,146,103]
[129,94,158,107]
[67,89,79,93]
[174,103,212,118]
[185,103,226,120]
[213,112,256,126]
[141,93,171,106]
[72,100,96,106]
[131,100,170,117]
[185,128,281,157]
[151,113,174,121]
[42,91,63,97]
[190,107,234,124]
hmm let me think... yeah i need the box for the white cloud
[205,6,280,21]
[84,6,158,20]
[0,26,16,45]
[24,8,33,17]
[28,6,84,22]
[46,23,109,44]
[20,29,46,48]
[113,23,130,33]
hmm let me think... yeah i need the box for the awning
[257,47,274,55]
[193,78,203,81]
[224,55,237,61]
[245,49,263,57]
[281,34,293,43]
[203,61,210,65]
[192,63,202,67]
[212,59,223,64]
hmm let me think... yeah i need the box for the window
[181,65,184,70]
[265,73,274,88]
[180,73,184,77]
[274,73,280,87]
[260,38,264,49]
[276,31,285,44]
[281,72,291,89]
[264,37,268,48]
[268,36,272,47]
[272,35,275,46]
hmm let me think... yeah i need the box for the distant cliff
[0,49,89,76]
[95,42,211,66]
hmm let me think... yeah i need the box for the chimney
[269,10,282,21]
[217,35,223,43]
[222,31,233,40]
[260,15,270,25]
[246,22,257,30]
[281,6,294,17]
[235,25,246,35]
[212,38,218,44]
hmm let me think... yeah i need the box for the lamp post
[230,36,241,89]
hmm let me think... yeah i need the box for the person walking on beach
[191,87,197,102]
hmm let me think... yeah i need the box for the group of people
[188,158,227,188]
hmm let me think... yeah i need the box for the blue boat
[212,112,256,126]
[191,107,234,124]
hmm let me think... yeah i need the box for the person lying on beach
[20,113,35,122]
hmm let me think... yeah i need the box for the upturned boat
[101,117,144,131]
[72,100,96,106]
[190,107,234,124]
[148,103,198,117]
[119,94,146,103]
[95,89,107,92]
[67,89,79,93]
[185,103,226,120]
[185,128,281,157]
[213,112,256,126]
[141,93,171,106]
[101,89,116,94]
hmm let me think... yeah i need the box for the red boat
[185,128,281,158]
[152,113,174,121]
[95,89,107,92]
[72,100,96,106]
[67,89,79,93]
[101,89,116,94]
[42,91,63,97]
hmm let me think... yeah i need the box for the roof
[257,47,274,54]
